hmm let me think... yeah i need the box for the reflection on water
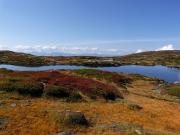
[0,64,179,84]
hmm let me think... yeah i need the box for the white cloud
[136,49,143,53]
[0,44,121,56]
[0,45,8,50]
[155,44,175,51]
[106,49,118,52]
[1,43,176,56]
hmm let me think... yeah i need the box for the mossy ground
[165,84,180,98]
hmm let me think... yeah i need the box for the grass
[49,110,88,127]
[96,121,164,135]
[0,93,179,135]
[0,68,13,74]
[165,84,180,98]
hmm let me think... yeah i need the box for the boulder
[0,117,6,131]
[10,103,17,108]
[128,103,143,111]
[52,110,88,127]
[0,101,3,106]
[64,111,88,126]
[57,131,72,135]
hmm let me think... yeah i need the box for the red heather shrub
[50,75,123,99]
[31,71,123,100]
[8,71,35,79]
[73,69,132,86]
[2,71,123,100]
[31,71,65,82]
[111,74,132,85]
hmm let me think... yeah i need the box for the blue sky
[0,0,180,55]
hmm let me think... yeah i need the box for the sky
[0,0,180,56]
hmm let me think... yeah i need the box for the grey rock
[57,131,72,135]
[64,111,88,126]
[53,111,88,126]
[10,103,17,107]
[0,117,6,131]
[0,101,3,106]
[0,101,4,108]
[128,103,143,111]
[135,129,142,135]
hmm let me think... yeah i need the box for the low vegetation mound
[33,71,123,100]
[116,50,180,67]
[0,51,46,66]
[50,111,89,127]
[0,70,123,101]
[165,84,180,98]
[0,77,43,97]
[71,69,132,87]
[0,68,13,74]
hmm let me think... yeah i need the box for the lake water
[0,64,179,83]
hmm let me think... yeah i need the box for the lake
[0,64,179,83]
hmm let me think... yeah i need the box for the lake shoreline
[0,64,179,84]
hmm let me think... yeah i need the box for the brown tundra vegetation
[0,68,180,135]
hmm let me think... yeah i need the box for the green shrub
[0,81,15,92]
[0,68,13,74]
[92,87,119,101]
[103,91,117,101]
[5,76,22,82]
[50,111,88,127]
[67,92,83,102]
[166,89,180,98]
[44,85,70,98]
[0,77,23,92]
[166,85,180,98]
[0,79,43,97]
[16,82,43,97]
[93,87,106,95]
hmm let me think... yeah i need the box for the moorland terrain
[0,68,179,135]
[0,50,180,135]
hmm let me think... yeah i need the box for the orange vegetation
[0,79,180,135]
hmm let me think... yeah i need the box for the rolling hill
[0,50,180,67]
[115,50,180,67]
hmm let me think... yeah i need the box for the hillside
[0,50,180,67]
[0,51,121,67]
[0,51,46,66]
[116,50,180,67]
